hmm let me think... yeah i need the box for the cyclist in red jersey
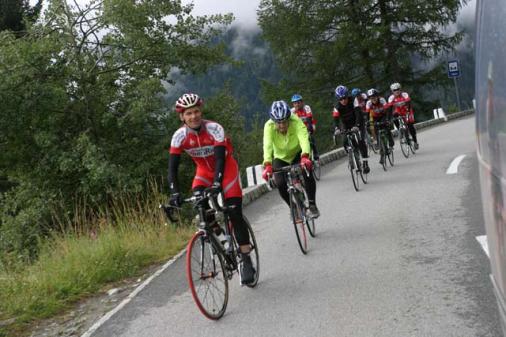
[366,88,394,164]
[168,93,256,284]
[387,82,419,149]
[290,94,319,160]
[352,88,376,147]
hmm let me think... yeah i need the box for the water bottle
[223,234,233,254]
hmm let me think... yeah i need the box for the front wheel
[349,151,359,192]
[387,146,394,166]
[186,232,228,320]
[290,191,308,254]
[399,128,410,158]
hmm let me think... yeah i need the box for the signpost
[448,60,462,111]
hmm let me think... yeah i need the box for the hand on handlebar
[300,154,313,171]
[262,163,273,181]
[351,126,359,133]
[334,127,342,136]
[206,182,222,197]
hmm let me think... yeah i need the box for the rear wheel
[290,191,308,254]
[186,232,228,320]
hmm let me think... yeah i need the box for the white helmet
[175,93,203,113]
[390,82,401,91]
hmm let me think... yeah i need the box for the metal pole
[453,76,462,112]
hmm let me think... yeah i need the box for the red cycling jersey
[366,97,390,119]
[388,92,415,123]
[291,105,316,132]
[169,120,242,198]
[388,92,411,116]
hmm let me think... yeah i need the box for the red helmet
[175,93,203,113]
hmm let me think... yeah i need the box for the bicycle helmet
[390,82,401,91]
[291,94,303,102]
[335,85,348,99]
[351,88,362,97]
[367,88,379,97]
[175,93,203,113]
[269,100,291,122]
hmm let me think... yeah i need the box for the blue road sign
[448,60,460,78]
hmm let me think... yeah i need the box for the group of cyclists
[166,82,419,286]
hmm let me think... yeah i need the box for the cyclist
[168,93,256,284]
[366,88,394,164]
[290,94,319,160]
[352,88,377,149]
[332,85,370,174]
[388,82,419,149]
[262,100,320,218]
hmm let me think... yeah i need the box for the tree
[258,0,467,118]
[0,0,232,260]
[0,0,42,33]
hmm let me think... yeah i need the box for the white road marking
[81,249,186,337]
[476,235,490,258]
[446,155,466,174]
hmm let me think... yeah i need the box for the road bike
[394,115,415,158]
[375,121,394,171]
[341,129,367,191]
[271,164,316,254]
[162,190,259,320]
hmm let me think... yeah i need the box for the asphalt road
[91,116,502,337]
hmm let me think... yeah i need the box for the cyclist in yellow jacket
[262,100,320,218]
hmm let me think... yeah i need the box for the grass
[0,186,195,336]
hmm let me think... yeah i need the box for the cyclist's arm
[213,145,226,184]
[168,153,181,194]
[332,107,342,129]
[295,116,311,155]
[305,105,316,132]
[263,121,274,165]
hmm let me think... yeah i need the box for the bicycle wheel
[399,128,410,158]
[349,151,359,191]
[387,146,394,166]
[312,158,321,181]
[305,205,316,237]
[242,217,260,288]
[186,231,228,320]
[289,191,308,254]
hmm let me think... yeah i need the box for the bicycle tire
[400,128,410,158]
[242,217,260,288]
[289,191,308,254]
[387,146,394,166]
[186,231,229,320]
[306,211,316,237]
[349,151,359,191]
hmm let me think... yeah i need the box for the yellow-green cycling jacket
[263,114,311,165]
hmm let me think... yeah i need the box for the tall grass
[0,181,194,336]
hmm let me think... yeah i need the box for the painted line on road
[476,235,490,258]
[446,155,466,174]
[81,248,186,337]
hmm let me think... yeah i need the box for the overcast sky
[184,0,261,28]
